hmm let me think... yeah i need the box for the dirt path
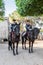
[0,40,43,65]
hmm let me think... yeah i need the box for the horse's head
[33,27,40,39]
[15,23,20,36]
[27,29,33,40]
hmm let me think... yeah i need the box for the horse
[8,23,20,55]
[21,27,40,53]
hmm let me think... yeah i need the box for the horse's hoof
[29,51,33,53]
[29,50,31,53]
[29,52,31,53]
[13,51,16,55]
[32,51,33,53]
[16,52,18,55]
[22,47,24,49]
[31,49,33,53]
[8,47,10,51]
[13,53,16,55]
[25,47,27,50]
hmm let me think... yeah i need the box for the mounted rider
[26,19,32,32]
[11,19,17,32]
[8,19,17,50]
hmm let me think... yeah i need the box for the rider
[11,19,17,32]
[26,19,32,32]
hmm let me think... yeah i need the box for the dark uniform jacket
[26,24,32,32]
[11,23,17,32]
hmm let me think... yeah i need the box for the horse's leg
[16,42,18,55]
[11,42,12,50]
[8,41,10,51]
[29,40,31,53]
[31,41,34,53]
[8,41,12,50]
[25,39,26,50]
[13,43,15,55]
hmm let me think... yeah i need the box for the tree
[15,0,43,16]
[0,0,5,17]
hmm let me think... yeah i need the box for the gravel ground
[0,40,43,65]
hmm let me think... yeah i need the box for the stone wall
[0,20,8,40]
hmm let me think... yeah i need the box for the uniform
[11,23,17,32]
[26,24,32,32]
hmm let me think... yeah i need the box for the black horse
[22,27,40,53]
[8,23,20,55]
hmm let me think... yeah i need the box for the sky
[4,0,17,17]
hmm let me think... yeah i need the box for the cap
[13,19,16,21]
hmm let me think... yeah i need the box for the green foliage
[0,17,4,21]
[0,0,5,17]
[15,0,43,16]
